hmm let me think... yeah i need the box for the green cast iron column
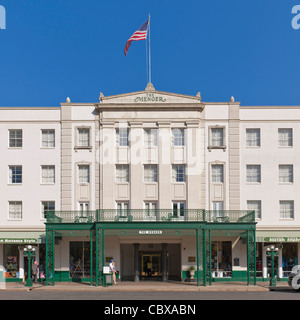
[208,228,212,286]
[90,229,93,286]
[196,228,199,286]
[247,228,256,285]
[45,226,55,286]
[203,228,207,287]
[95,226,105,287]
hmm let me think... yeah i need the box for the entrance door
[141,252,162,279]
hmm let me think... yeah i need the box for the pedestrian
[32,261,39,283]
[146,260,152,279]
[109,259,117,284]
[40,270,45,283]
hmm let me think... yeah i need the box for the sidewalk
[0,281,291,292]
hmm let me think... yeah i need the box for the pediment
[99,83,201,105]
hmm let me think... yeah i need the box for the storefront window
[3,245,19,278]
[282,243,298,277]
[211,241,232,278]
[39,244,46,275]
[264,243,279,278]
[69,242,91,278]
[256,243,262,278]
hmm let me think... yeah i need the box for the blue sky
[0,0,300,106]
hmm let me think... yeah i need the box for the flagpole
[148,13,151,84]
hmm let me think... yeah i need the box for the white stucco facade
[0,85,299,282]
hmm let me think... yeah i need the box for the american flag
[124,19,149,56]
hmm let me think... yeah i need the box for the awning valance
[256,231,300,242]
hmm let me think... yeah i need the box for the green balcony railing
[46,209,255,224]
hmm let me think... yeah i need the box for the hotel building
[0,83,299,285]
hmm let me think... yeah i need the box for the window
[70,242,91,278]
[278,129,293,147]
[211,164,224,183]
[279,165,293,183]
[145,202,157,219]
[211,128,224,147]
[116,165,129,183]
[41,201,55,219]
[172,164,185,182]
[41,166,55,184]
[144,164,158,182]
[116,128,129,147]
[41,129,55,148]
[9,201,22,220]
[247,200,262,219]
[78,165,90,183]
[280,201,294,219]
[246,129,260,147]
[145,202,157,211]
[246,165,261,183]
[172,129,185,146]
[9,129,22,148]
[117,202,129,216]
[173,202,185,217]
[79,202,89,213]
[212,201,224,213]
[8,166,22,184]
[77,128,90,147]
[144,129,158,147]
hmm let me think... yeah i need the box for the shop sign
[264,237,300,243]
[139,230,163,235]
[0,238,38,244]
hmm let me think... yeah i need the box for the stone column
[162,243,168,282]
[133,243,140,282]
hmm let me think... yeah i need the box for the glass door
[141,253,162,279]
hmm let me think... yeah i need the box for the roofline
[0,106,60,110]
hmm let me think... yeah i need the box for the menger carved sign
[134,93,166,103]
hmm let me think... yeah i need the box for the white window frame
[8,201,22,220]
[77,128,90,148]
[278,128,293,147]
[144,164,158,183]
[9,129,22,148]
[210,127,225,148]
[116,128,129,147]
[116,202,129,217]
[41,165,55,184]
[279,165,293,183]
[172,202,185,218]
[246,128,261,147]
[41,201,55,220]
[78,202,89,213]
[78,165,90,184]
[145,202,157,211]
[247,200,262,220]
[172,128,185,146]
[212,201,224,214]
[116,165,129,183]
[144,129,158,147]
[280,201,294,219]
[144,202,157,220]
[211,164,224,183]
[172,164,186,182]
[246,165,261,183]
[41,129,55,148]
[8,165,22,184]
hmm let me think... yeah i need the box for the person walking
[32,261,39,283]
[146,260,152,279]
